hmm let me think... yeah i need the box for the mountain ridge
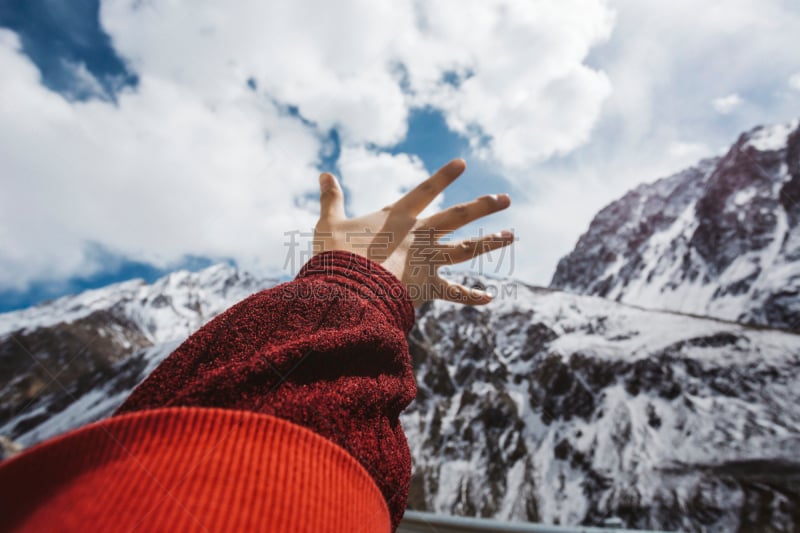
[551,119,800,332]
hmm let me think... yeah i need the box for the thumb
[319,172,345,220]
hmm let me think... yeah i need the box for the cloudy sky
[1,0,799,311]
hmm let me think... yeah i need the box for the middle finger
[419,193,510,234]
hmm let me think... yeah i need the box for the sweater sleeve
[114,250,417,529]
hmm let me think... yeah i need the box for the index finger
[395,159,466,216]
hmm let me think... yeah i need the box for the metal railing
[397,511,681,533]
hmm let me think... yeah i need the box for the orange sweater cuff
[0,407,391,532]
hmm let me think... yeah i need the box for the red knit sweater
[0,251,418,532]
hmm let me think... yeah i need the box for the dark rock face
[403,277,800,531]
[406,304,540,522]
[550,158,714,298]
[0,264,271,446]
[551,120,800,331]
[0,310,151,435]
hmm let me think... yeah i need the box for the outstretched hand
[314,159,512,307]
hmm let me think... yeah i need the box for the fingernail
[471,288,489,299]
[496,194,510,208]
[319,173,333,191]
[500,230,514,240]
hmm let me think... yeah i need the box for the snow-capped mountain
[0,263,269,342]
[2,265,800,531]
[0,264,276,445]
[551,119,800,331]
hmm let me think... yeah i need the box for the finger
[439,230,514,265]
[420,193,510,234]
[395,159,466,216]
[437,277,492,305]
[319,172,345,220]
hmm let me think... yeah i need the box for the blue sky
[1,0,799,312]
[0,0,136,99]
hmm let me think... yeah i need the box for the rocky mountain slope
[551,119,800,331]
[407,280,800,531]
[2,265,799,532]
[0,264,272,444]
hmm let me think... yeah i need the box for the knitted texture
[114,250,418,529]
[0,408,391,532]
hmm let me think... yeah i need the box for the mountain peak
[743,118,800,152]
[0,262,275,340]
[551,118,800,330]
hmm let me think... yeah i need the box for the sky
[1,0,799,312]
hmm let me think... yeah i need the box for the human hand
[314,159,512,307]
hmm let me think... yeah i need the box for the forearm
[114,250,417,528]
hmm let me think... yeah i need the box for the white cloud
[1,0,617,291]
[712,93,744,114]
[5,0,797,296]
[0,30,321,287]
[498,0,800,286]
[400,0,615,169]
[100,0,415,147]
[337,147,433,217]
[667,141,712,163]
[99,0,616,167]
[789,72,800,91]
[62,60,111,101]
